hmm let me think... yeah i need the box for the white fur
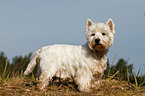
[24,18,115,92]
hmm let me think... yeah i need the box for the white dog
[24,18,115,92]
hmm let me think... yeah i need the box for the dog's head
[86,18,115,51]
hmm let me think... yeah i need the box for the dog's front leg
[75,71,92,92]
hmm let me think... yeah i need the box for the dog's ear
[106,18,115,34]
[86,19,93,31]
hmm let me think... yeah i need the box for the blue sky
[0,0,145,74]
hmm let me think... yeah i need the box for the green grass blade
[139,80,145,87]
[126,58,129,83]
[133,70,138,91]
[137,66,141,77]
[20,70,23,80]
[109,71,119,80]
[2,62,8,84]
[108,54,117,76]
[127,66,129,83]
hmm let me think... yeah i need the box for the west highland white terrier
[24,18,115,92]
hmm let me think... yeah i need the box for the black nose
[95,38,100,44]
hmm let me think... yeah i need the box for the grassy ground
[0,75,145,96]
[0,53,144,95]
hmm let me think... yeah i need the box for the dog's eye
[102,33,106,36]
[91,33,95,36]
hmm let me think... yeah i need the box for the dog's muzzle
[92,38,106,50]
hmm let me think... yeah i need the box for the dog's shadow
[25,76,79,92]
[50,76,79,92]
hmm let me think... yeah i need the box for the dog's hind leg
[39,73,49,89]
[39,65,57,89]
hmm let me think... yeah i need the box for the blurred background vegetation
[0,52,31,77]
[0,51,144,86]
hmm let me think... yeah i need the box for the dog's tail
[24,49,41,75]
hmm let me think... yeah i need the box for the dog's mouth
[96,44,105,49]
[96,43,102,46]
[91,43,106,50]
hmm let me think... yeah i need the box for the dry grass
[0,75,145,96]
